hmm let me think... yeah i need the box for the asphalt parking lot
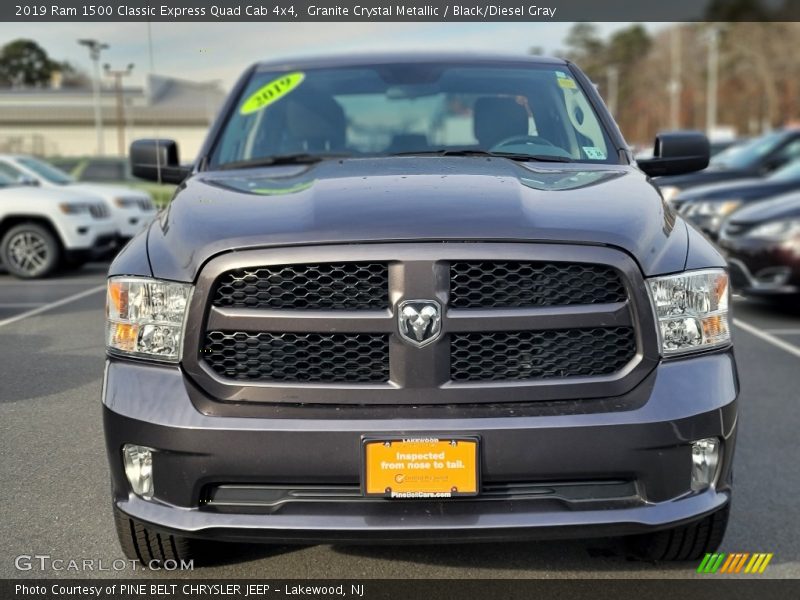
[1,264,799,579]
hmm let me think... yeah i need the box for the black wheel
[1,223,61,279]
[626,503,730,562]
[113,506,197,566]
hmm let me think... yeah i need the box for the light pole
[104,63,134,157]
[668,27,682,130]
[78,39,109,156]
[606,65,619,117]
[706,27,720,136]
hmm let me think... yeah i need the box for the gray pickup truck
[103,54,737,566]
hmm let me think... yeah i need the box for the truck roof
[254,52,568,71]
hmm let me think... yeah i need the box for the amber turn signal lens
[702,315,726,339]
[110,323,139,352]
[107,280,126,319]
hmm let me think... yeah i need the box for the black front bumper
[103,351,738,544]
[65,234,119,263]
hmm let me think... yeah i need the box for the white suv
[0,173,117,278]
[0,155,157,243]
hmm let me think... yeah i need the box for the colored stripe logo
[697,552,773,574]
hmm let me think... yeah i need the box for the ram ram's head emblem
[398,300,442,347]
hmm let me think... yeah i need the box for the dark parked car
[673,159,800,239]
[103,54,737,566]
[656,129,800,203]
[709,139,743,157]
[719,192,800,296]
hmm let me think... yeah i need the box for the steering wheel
[490,135,558,150]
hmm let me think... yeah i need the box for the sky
[0,22,669,90]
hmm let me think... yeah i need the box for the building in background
[0,74,226,160]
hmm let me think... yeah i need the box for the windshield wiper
[391,149,574,163]
[218,153,352,170]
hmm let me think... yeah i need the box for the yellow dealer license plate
[363,437,479,498]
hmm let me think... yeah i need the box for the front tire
[113,506,197,566]
[1,223,61,279]
[626,503,730,562]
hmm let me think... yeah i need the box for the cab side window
[768,138,800,171]
[81,160,126,182]
[0,161,25,182]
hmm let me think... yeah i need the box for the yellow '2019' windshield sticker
[239,72,305,115]
[555,70,577,89]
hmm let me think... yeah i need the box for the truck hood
[145,157,688,281]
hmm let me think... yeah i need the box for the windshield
[0,172,17,187]
[210,62,618,168]
[710,131,787,170]
[767,158,800,182]
[17,157,73,185]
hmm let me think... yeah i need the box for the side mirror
[637,131,710,177]
[130,139,191,185]
[18,175,39,187]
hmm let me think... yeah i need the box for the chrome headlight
[647,269,731,356]
[681,200,742,217]
[114,196,153,210]
[106,277,193,362]
[744,218,800,240]
[59,202,98,214]
[659,185,681,203]
[113,197,139,208]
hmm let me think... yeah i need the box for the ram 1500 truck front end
[103,54,737,565]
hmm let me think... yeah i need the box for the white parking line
[0,285,105,329]
[734,318,800,359]
[763,328,800,335]
[0,278,105,285]
[0,302,45,308]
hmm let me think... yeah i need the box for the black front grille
[95,234,116,247]
[450,327,636,382]
[203,331,390,383]
[192,246,647,401]
[449,261,626,308]
[212,263,388,310]
[89,204,109,219]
